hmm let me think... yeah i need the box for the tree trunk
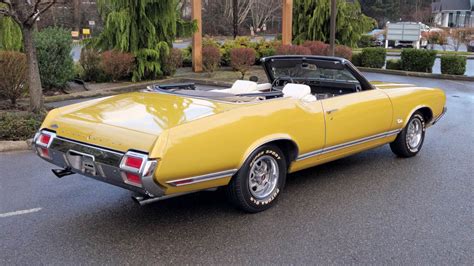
[22,26,43,113]
[232,0,238,38]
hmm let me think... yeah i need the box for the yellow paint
[40,82,446,195]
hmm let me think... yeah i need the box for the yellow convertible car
[34,56,446,212]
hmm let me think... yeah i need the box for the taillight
[120,151,157,188]
[36,131,55,148]
[124,156,143,169]
[35,131,56,159]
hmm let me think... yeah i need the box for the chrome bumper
[34,133,165,197]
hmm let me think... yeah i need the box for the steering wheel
[271,76,295,90]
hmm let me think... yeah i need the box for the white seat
[282,83,317,101]
[257,83,272,91]
[211,80,259,94]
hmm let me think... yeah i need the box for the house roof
[432,0,471,12]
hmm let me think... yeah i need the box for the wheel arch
[404,105,433,127]
[238,135,299,171]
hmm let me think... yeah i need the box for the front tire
[390,111,426,158]
[226,145,287,213]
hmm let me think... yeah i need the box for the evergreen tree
[95,0,196,81]
[293,0,376,47]
[0,15,22,51]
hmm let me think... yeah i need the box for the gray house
[432,0,474,27]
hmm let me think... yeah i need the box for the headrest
[230,80,259,94]
[282,83,312,99]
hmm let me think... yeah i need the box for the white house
[432,0,474,28]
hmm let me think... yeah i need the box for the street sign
[83,28,91,35]
[89,21,95,26]
[71,31,79,38]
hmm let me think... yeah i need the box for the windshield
[267,58,358,83]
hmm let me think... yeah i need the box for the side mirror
[249,76,259,82]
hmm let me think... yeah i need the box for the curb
[0,139,33,153]
[359,67,474,82]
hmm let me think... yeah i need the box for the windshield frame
[261,55,374,91]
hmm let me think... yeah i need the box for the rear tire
[226,145,286,213]
[390,111,426,158]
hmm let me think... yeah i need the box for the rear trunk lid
[45,92,237,152]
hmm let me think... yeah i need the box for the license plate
[66,150,97,176]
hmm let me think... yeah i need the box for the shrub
[360,47,386,68]
[335,45,352,60]
[400,49,437,73]
[35,27,74,90]
[351,53,362,66]
[162,48,183,76]
[100,50,135,81]
[221,37,255,66]
[386,59,402,70]
[302,41,329,55]
[255,40,279,61]
[440,55,466,75]
[202,45,221,75]
[230,47,256,79]
[0,111,45,141]
[357,35,376,48]
[0,51,27,105]
[73,63,85,79]
[276,45,311,55]
[182,45,192,67]
[79,48,104,82]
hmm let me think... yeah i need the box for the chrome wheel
[406,118,423,150]
[248,155,279,199]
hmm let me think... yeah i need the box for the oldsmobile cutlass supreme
[34,56,446,212]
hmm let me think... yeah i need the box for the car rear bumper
[33,131,165,197]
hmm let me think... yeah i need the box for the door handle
[326,108,339,114]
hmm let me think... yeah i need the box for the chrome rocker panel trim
[429,106,447,126]
[296,129,401,161]
[166,169,238,187]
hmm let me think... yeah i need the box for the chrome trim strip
[296,129,401,161]
[430,106,447,126]
[166,169,238,187]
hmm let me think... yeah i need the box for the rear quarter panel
[382,86,446,129]
[154,98,325,194]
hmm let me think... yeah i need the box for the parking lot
[0,73,473,264]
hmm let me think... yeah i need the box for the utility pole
[233,0,239,38]
[329,0,337,56]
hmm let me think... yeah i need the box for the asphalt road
[1,73,473,264]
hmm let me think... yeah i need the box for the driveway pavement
[1,73,473,264]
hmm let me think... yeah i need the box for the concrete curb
[0,139,33,152]
[359,67,474,82]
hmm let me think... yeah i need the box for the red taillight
[38,147,50,159]
[125,172,141,186]
[125,156,143,169]
[39,134,51,146]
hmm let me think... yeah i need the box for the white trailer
[385,22,428,49]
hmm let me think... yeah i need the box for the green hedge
[360,47,386,68]
[35,27,75,90]
[440,55,466,75]
[0,111,45,141]
[386,59,402,70]
[351,53,362,66]
[400,49,437,73]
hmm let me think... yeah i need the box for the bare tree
[249,0,281,33]
[224,0,252,38]
[0,0,57,112]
